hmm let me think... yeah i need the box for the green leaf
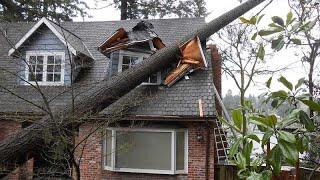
[250,116,272,128]
[299,110,315,131]
[270,145,282,175]
[278,130,296,143]
[268,23,285,30]
[251,157,264,169]
[257,14,265,24]
[258,30,278,36]
[262,130,274,145]
[271,99,278,108]
[299,99,320,112]
[272,16,285,27]
[295,78,305,89]
[229,138,242,158]
[266,76,272,88]
[251,32,258,40]
[257,44,265,60]
[232,109,243,130]
[271,90,288,98]
[250,16,257,24]
[278,139,299,165]
[246,134,260,142]
[271,36,285,51]
[286,12,293,25]
[243,141,253,164]
[239,17,251,24]
[278,76,293,90]
[267,115,277,127]
[291,38,301,45]
[235,152,247,169]
[296,135,309,153]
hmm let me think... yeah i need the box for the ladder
[214,121,229,164]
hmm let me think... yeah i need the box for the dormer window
[25,51,65,85]
[117,51,161,85]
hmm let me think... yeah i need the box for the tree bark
[120,0,128,20]
[0,0,266,176]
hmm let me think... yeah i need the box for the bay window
[103,128,188,174]
[25,51,65,85]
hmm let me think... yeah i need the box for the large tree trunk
[0,0,266,176]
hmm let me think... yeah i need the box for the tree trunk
[120,0,128,20]
[0,0,266,176]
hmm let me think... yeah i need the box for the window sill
[23,82,66,86]
[104,166,187,175]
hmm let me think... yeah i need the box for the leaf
[271,90,288,98]
[271,99,278,108]
[257,14,265,24]
[272,16,285,27]
[286,12,293,25]
[251,157,264,169]
[232,109,243,130]
[257,44,265,60]
[251,32,258,40]
[250,116,272,128]
[295,78,305,90]
[243,141,253,163]
[270,145,282,175]
[296,135,309,153]
[266,76,272,88]
[239,17,251,24]
[278,76,293,90]
[258,30,278,36]
[271,36,285,51]
[291,38,301,45]
[262,130,274,146]
[246,134,260,142]
[299,99,320,112]
[266,115,277,127]
[299,110,315,131]
[229,138,242,158]
[250,16,257,24]
[275,39,285,51]
[278,130,296,143]
[278,139,299,165]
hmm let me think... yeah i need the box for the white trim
[103,127,188,175]
[196,36,208,68]
[24,51,65,86]
[8,17,76,57]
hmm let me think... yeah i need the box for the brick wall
[76,121,215,180]
[0,120,33,180]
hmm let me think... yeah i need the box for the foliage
[110,0,207,20]
[221,77,317,179]
[0,0,89,22]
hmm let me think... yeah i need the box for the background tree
[108,0,207,20]
[0,0,90,22]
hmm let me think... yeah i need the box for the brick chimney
[207,45,222,116]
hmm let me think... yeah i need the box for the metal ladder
[214,121,230,164]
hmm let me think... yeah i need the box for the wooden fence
[215,165,320,180]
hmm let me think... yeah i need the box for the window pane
[115,131,171,170]
[47,65,54,72]
[122,56,130,65]
[48,56,54,64]
[37,56,44,64]
[105,130,112,167]
[29,56,36,64]
[131,57,139,66]
[47,74,53,82]
[176,132,185,170]
[54,74,61,82]
[36,73,43,81]
[29,74,35,81]
[122,65,129,71]
[55,55,62,64]
[36,65,43,72]
[54,65,61,72]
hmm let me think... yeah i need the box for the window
[25,51,64,85]
[103,128,188,174]
[117,51,161,85]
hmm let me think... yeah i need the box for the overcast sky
[74,0,309,97]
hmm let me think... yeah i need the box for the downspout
[199,99,210,180]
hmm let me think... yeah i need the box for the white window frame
[117,50,161,85]
[103,128,188,175]
[25,51,65,86]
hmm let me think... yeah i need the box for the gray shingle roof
[0,17,217,118]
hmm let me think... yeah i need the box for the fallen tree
[0,0,266,174]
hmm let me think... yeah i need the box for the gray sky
[74,0,308,96]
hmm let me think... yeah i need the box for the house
[0,17,227,180]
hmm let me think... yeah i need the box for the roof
[0,17,218,118]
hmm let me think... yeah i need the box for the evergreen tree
[0,0,89,22]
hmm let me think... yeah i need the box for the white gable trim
[8,17,77,56]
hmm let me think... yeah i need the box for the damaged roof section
[98,21,165,55]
